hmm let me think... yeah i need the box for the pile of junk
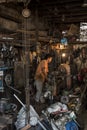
[14,84,83,130]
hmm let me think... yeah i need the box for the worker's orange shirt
[35,60,48,82]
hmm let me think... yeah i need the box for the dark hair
[45,53,52,59]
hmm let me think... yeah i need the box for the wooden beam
[0,5,22,23]
[0,17,18,31]
[43,11,87,18]
[37,0,81,6]
[46,15,87,23]
[17,29,48,36]
[17,29,35,35]
[0,0,25,3]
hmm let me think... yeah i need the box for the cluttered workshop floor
[0,86,87,130]
[30,98,87,130]
[0,95,87,130]
[29,93,86,130]
[32,100,87,130]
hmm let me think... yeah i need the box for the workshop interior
[0,0,87,130]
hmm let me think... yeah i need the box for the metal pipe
[8,86,21,94]
[14,94,25,108]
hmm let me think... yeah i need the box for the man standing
[34,54,52,103]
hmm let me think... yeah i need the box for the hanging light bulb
[22,0,31,17]
[62,53,66,58]
[22,8,31,18]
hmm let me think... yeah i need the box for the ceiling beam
[42,11,87,19]
[0,17,18,31]
[38,6,87,15]
[49,16,87,23]
[39,0,82,6]
[0,0,26,3]
[0,5,22,23]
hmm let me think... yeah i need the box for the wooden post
[35,8,39,43]
[24,18,30,125]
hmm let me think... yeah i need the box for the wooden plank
[17,29,48,36]
[17,29,35,35]
[0,5,22,22]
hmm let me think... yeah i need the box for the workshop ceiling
[30,0,87,23]
[0,0,87,45]
[0,0,87,24]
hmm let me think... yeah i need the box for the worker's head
[45,53,52,63]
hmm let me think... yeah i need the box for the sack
[65,120,79,130]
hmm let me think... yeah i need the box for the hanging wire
[24,0,31,8]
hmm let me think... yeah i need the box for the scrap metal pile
[41,86,81,130]
[15,85,81,130]
[42,102,79,130]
